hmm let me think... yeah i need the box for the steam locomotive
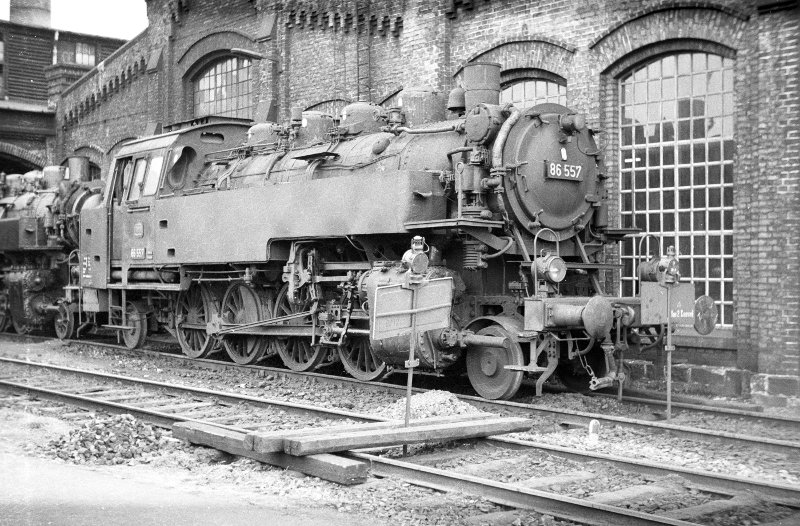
[0,62,715,400]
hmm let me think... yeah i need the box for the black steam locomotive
[0,62,715,400]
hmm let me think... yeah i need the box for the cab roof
[114,121,250,158]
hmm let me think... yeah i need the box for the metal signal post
[660,246,680,420]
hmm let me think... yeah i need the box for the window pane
[193,57,253,119]
[75,42,95,66]
[142,156,164,196]
[501,78,566,108]
[128,159,148,201]
[619,51,735,326]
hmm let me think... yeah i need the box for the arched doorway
[0,142,45,175]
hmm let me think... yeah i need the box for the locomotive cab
[71,121,250,344]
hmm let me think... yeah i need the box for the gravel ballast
[378,390,488,420]
[42,413,179,465]
[2,337,799,526]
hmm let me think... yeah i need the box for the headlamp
[535,253,567,283]
[409,252,429,274]
[402,235,430,275]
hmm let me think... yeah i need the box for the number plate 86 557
[544,161,583,181]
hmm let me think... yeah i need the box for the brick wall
[53,0,800,382]
[742,7,800,376]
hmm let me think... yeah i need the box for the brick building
[0,0,125,175]
[52,0,799,402]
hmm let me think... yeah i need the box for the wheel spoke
[176,285,215,359]
[220,283,267,365]
[338,336,387,381]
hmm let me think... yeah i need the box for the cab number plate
[545,161,583,181]
[130,247,145,260]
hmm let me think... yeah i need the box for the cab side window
[111,157,133,204]
[164,147,196,192]
[127,158,148,201]
[142,155,164,196]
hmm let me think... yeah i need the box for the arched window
[193,56,253,119]
[619,52,735,326]
[500,78,566,108]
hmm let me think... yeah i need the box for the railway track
[1,354,799,526]
[3,332,800,453]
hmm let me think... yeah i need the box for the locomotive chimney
[67,156,90,183]
[461,62,501,109]
[399,86,445,127]
[42,165,66,189]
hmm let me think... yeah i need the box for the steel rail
[0,356,385,423]
[457,394,800,456]
[487,436,800,502]
[0,379,234,430]
[106,337,800,431]
[346,452,699,526]
[3,334,799,453]
[70,337,800,432]
[587,391,800,428]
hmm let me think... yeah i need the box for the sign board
[371,277,453,340]
[639,281,696,328]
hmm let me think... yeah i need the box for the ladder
[356,1,371,101]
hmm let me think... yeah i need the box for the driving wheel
[221,282,269,365]
[338,336,388,381]
[273,284,326,371]
[175,284,217,358]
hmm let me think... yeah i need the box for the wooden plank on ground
[172,422,368,485]
[247,413,491,454]
[252,451,368,485]
[284,416,533,456]
[173,421,246,452]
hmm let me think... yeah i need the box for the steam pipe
[446,146,473,159]
[263,150,286,180]
[491,106,521,169]
[482,237,514,260]
[396,124,459,134]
